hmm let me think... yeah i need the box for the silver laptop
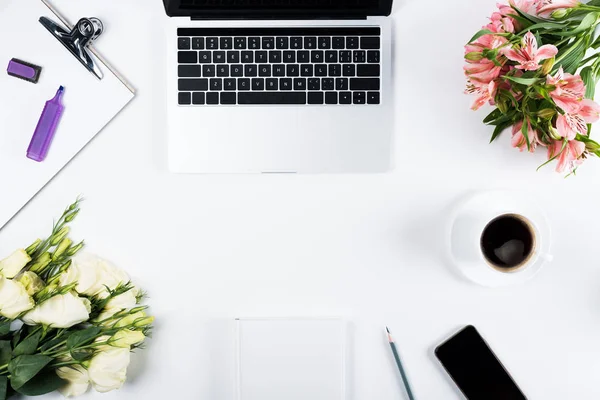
[164,0,394,173]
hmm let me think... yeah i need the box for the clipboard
[0,0,135,229]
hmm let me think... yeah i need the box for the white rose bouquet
[0,200,153,398]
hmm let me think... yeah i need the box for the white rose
[17,272,45,296]
[0,277,34,319]
[110,329,145,348]
[88,346,131,393]
[57,364,90,397]
[23,292,91,328]
[0,249,31,278]
[60,254,130,299]
[96,289,138,322]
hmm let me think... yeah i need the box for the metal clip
[39,16,104,80]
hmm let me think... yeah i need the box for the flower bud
[464,52,484,61]
[585,140,600,152]
[28,252,51,273]
[134,316,154,328]
[541,58,555,76]
[25,239,42,256]
[549,126,563,140]
[537,108,556,119]
[551,9,570,19]
[110,329,145,348]
[17,272,45,296]
[52,238,72,261]
[50,227,70,246]
[64,210,79,223]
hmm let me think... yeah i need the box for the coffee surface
[481,214,534,269]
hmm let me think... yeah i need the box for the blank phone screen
[435,326,526,400]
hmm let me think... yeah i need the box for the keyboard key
[283,51,296,63]
[325,91,337,104]
[262,37,275,49]
[311,50,324,63]
[220,37,233,49]
[294,78,306,90]
[346,37,359,49]
[210,78,223,91]
[238,78,250,91]
[179,78,208,91]
[259,64,271,77]
[276,37,289,49]
[192,37,204,50]
[329,64,341,77]
[301,64,313,77]
[340,50,351,63]
[353,50,366,63]
[227,51,240,63]
[332,37,345,49]
[318,37,331,49]
[308,78,320,90]
[234,37,246,49]
[367,50,380,63]
[297,51,309,63]
[304,37,317,49]
[255,51,268,63]
[217,65,229,77]
[325,51,338,63]
[206,37,218,49]
[315,64,327,77]
[286,64,299,77]
[202,65,215,77]
[192,92,205,105]
[339,91,352,104]
[241,51,253,63]
[245,65,257,77]
[367,92,380,104]
[221,92,236,104]
[291,37,303,49]
[238,92,306,104]
[266,78,278,90]
[357,64,380,77]
[269,51,282,63]
[308,91,324,104]
[224,78,236,91]
[231,65,243,77]
[178,51,197,64]
[360,36,380,49]
[252,78,265,90]
[350,78,380,90]
[179,65,202,77]
[343,64,355,77]
[322,78,334,90]
[178,92,191,105]
[273,64,285,77]
[353,91,366,104]
[336,78,348,90]
[178,37,191,50]
[249,37,260,49]
[198,51,211,63]
[206,92,219,104]
[280,78,292,90]
[214,51,226,63]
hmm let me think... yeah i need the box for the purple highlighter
[27,86,65,162]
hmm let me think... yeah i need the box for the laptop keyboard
[177,27,381,106]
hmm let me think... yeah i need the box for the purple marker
[27,86,65,162]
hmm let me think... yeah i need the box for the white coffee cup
[447,191,552,287]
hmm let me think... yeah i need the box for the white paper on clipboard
[0,0,134,229]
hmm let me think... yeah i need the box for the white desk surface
[1,0,598,398]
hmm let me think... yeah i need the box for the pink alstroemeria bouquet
[465,0,600,174]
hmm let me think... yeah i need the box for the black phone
[435,325,527,400]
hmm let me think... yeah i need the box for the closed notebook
[236,317,347,400]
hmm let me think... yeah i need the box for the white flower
[0,277,34,319]
[110,329,145,348]
[0,249,31,278]
[96,289,138,322]
[57,364,90,397]
[23,292,91,328]
[60,253,130,299]
[17,272,45,296]
[88,344,131,393]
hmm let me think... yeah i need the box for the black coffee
[480,214,535,270]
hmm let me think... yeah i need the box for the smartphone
[435,325,527,400]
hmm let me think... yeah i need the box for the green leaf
[483,108,503,124]
[0,376,7,400]
[70,348,93,362]
[13,331,41,357]
[553,12,599,36]
[504,76,542,86]
[40,331,71,353]
[8,355,52,390]
[0,341,11,367]
[467,29,493,44]
[15,369,65,396]
[511,6,547,24]
[521,118,531,151]
[66,327,100,350]
[490,120,513,143]
[537,139,568,171]
[580,66,597,100]
[0,322,10,338]
[523,21,569,33]
[555,37,587,74]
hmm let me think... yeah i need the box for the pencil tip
[386,326,390,334]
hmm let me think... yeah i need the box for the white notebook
[236,318,347,400]
[0,0,134,229]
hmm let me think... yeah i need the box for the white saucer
[447,191,552,287]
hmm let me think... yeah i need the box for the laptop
[164,0,394,173]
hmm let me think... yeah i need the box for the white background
[1,0,600,398]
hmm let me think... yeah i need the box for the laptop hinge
[190,15,368,21]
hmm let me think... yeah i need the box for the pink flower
[466,80,498,111]
[489,11,516,33]
[511,119,542,152]
[555,99,600,140]
[547,67,585,113]
[509,0,538,14]
[464,34,507,84]
[464,60,503,84]
[502,32,558,71]
[536,0,580,18]
[548,139,585,173]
